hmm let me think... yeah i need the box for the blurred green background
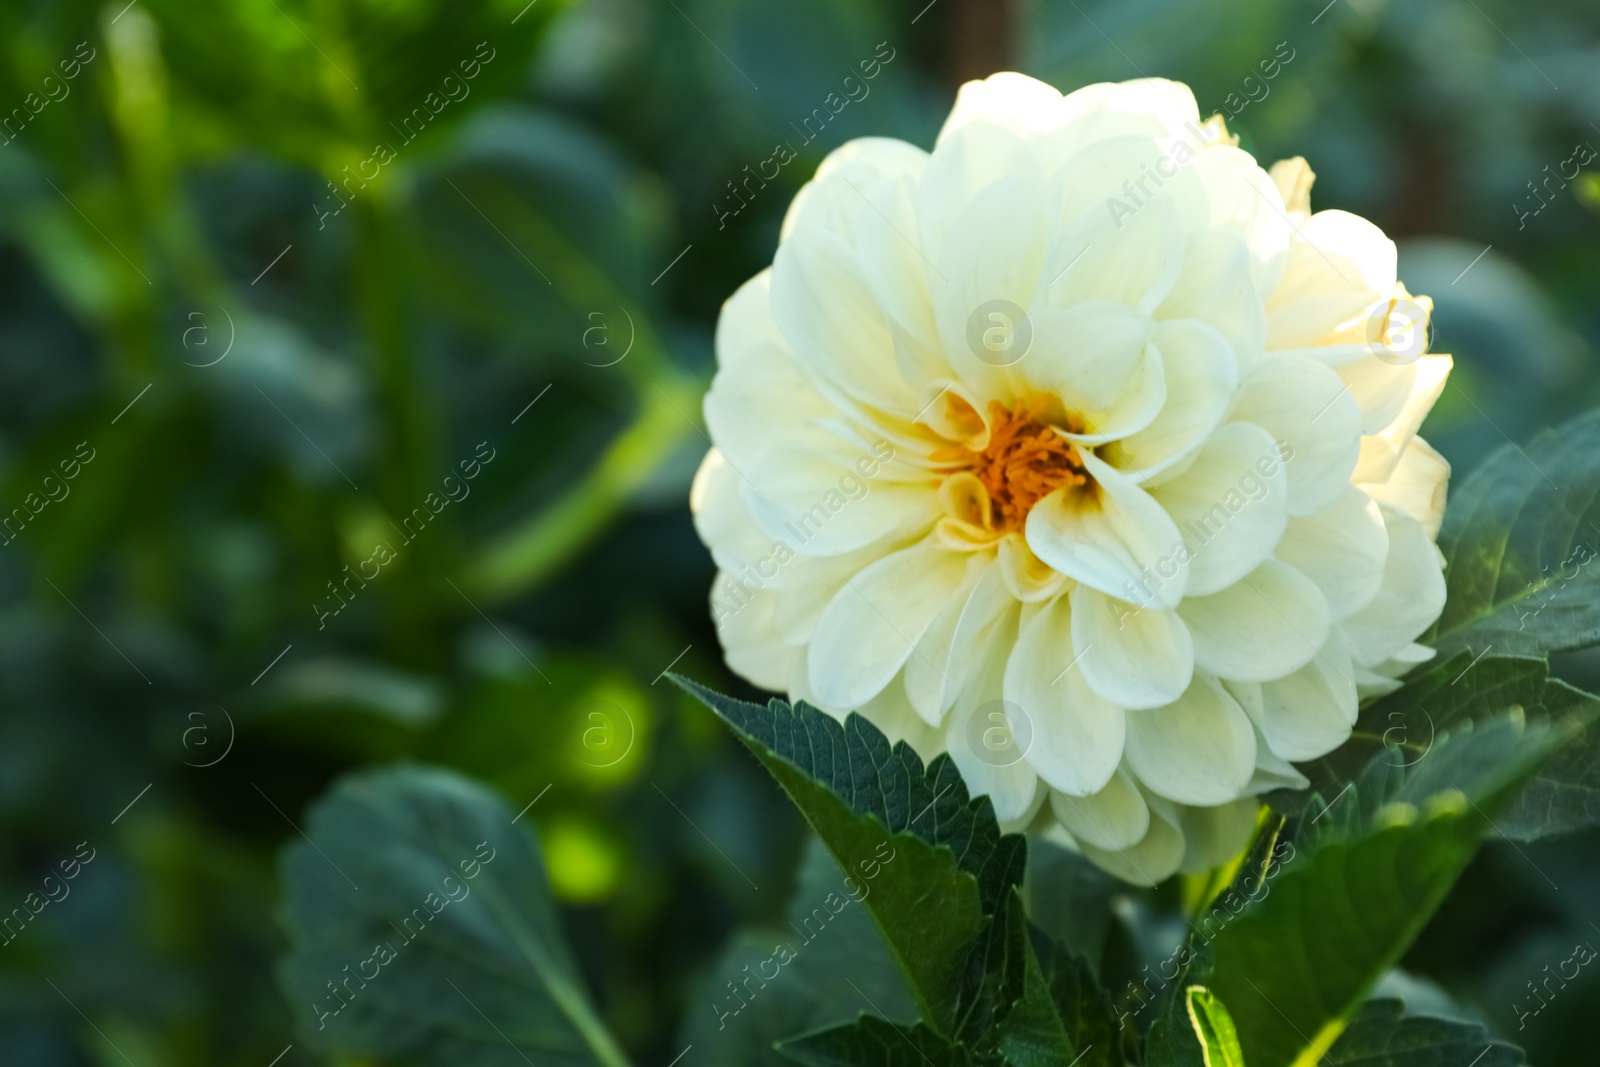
[0,0,1597,1063]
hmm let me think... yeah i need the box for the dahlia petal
[1352,354,1452,484]
[1273,485,1388,620]
[1049,769,1148,850]
[1148,421,1289,597]
[712,578,798,692]
[1178,558,1331,682]
[1229,353,1361,515]
[1252,630,1358,761]
[1078,791,1186,887]
[771,225,915,412]
[904,559,988,726]
[1265,209,1397,349]
[808,540,972,709]
[1103,318,1238,482]
[1005,595,1126,795]
[1124,676,1256,806]
[780,137,931,245]
[1027,450,1189,607]
[1023,301,1162,441]
[1070,584,1194,710]
[1156,231,1268,373]
[1051,188,1186,315]
[937,72,1067,145]
[1338,354,1419,435]
[1340,507,1448,665]
[1359,436,1449,540]
[944,604,1042,826]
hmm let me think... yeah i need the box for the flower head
[692,73,1451,884]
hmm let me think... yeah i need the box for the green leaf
[276,765,631,1067]
[1185,987,1247,1067]
[778,1016,976,1067]
[1029,931,1124,1067]
[671,676,1025,1032]
[680,837,918,1066]
[1324,999,1527,1065]
[1201,713,1563,1067]
[1024,837,1121,971]
[1427,408,1600,657]
[1294,654,1600,840]
[953,890,1078,1064]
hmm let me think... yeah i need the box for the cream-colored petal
[1005,594,1127,795]
[1340,507,1448,665]
[1124,676,1256,805]
[1024,301,1162,441]
[1078,790,1186,887]
[1273,485,1389,620]
[1229,354,1361,516]
[1148,421,1289,597]
[1070,584,1194,710]
[1358,436,1449,540]
[808,540,972,709]
[1252,630,1358,761]
[1027,450,1189,608]
[1179,558,1331,682]
[1103,318,1238,482]
[1050,768,1148,850]
[1352,354,1452,484]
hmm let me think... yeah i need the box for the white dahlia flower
[691,73,1451,885]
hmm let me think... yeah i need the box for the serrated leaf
[1294,653,1600,840]
[1029,930,1125,1067]
[1325,999,1527,1066]
[672,676,1025,1031]
[276,765,629,1067]
[1200,713,1563,1067]
[1428,408,1600,657]
[1185,987,1246,1067]
[778,1016,976,1067]
[954,890,1077,1064]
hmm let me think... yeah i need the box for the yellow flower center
[937,399,1088,534]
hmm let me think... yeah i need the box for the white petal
[1229,354,1361,516]
[712,577,797,692]
[1070,584,1193,710]
[944,604,1041,825]
[996,535,1069,603]
[1338,355,1419,435]
[1252,630,1358,761]
[1051,189,1186,315]
[1340,507,1448,664]
[1359,436,1450,540]
[931,173,1049,391]
[780,137,930,245]
[1124,676,1256,805]
[1156,231,1267,373]
[1179,559,1331,682]
[770,225,915,412]
[808,540,971,709]
[1148,421,1289,597]
[1265,209,1396,349]
[1273,486,1389,620]
[1103,319,1238,482]
[858,672,945,765]
[1049,769,1148,850]
[937,72,1067,145]
[1027,450,1189,607]
[1023,301,1162,441]
[1005,595,1127,795]
[904,559,988,726]
[1352,354,1452,484]
[1078,791,1186,887]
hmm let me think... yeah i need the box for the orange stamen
[941,399,1088,533]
